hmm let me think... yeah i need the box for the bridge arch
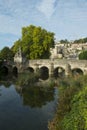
[13,66,18,75]
[72,68,83,76]
[54,66,65,78]
[26,67,34,73]
[1,66,9,75]
[39,66,49,80]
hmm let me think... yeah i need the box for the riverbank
[1,72,87,129]
[48,75,87,130]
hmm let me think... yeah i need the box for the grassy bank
[48,75,87,130]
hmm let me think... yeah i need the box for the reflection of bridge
[2,59,87,77]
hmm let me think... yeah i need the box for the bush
[62,86,87,130]
[48,75,87,130]
[79,50,87,60]
[16,72,39,87]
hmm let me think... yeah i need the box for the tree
[0,47,14,61]
[74,37,87,43]
[79,50,87,60]
[11,39,22,54]
[60,39,69,44]
[12,25,55,59]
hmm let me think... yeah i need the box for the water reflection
[0,81,11,88]
[0,81,57,130]
[16,86,55,108]
[39,67,49,80]
[0,88,1,96]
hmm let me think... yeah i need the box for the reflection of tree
[0,81,11,88]
[21,87,54,108]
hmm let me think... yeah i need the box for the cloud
[0,0,35,18]
[37,0,58,19]
[0,0,37,35]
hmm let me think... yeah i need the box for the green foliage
[11,39,22,54]
[60,39,69,44]
[0,46,14,61]
[16,73,39,87]
[12,25,55,59]
[49,79,56,88]
[62,86,87,130]
[48,75,87,130]
[79,50,87,60]
[74,37,87,43]
[59,37,87,44]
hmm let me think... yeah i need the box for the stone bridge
[1,59,87,77]
[28,59,87,76]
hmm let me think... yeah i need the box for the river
[0,82,58,130]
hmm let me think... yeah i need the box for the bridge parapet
[29,59,52,65]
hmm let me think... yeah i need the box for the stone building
[14,47,26,64]
[50,42,87,59]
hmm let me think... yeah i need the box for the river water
[0,83,58,130]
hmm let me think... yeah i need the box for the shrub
[16,72,39,87]
[79,50,87,60]
[48,75,87,130]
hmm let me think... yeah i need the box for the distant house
[50,42,87,59]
